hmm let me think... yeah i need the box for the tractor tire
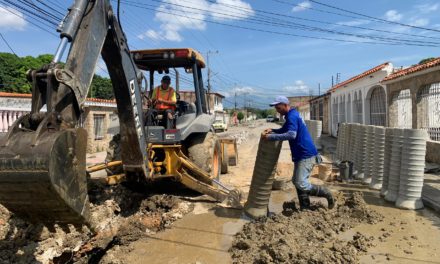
[187,132,221,180]
[221,144,229,174]
[105,134,123,176]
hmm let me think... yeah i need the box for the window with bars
[370,86,386,126]
[392,89,412,129]
[417,83,440,141]
[94,114,105,140]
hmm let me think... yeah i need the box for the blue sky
[0,0,439,108]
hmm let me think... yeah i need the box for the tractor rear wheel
[187,132,221,180]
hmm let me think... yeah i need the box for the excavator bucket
[0,118,90,224]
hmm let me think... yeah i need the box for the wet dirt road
[119,122,440,264]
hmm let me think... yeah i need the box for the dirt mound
[230,191,383,264]
[0,182,193,264]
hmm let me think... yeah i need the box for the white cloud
[292,1,311,12]
[384,10,403,22]
[282,80,310,95]
[0,5,27,31]
[410,18,429,27]
[231,86,255,95]
[210,0,254,21]
[416,3,439,13]
[139,0,254,42]
[138,29,162,41]
[336,19,370,27]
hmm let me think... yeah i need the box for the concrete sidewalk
[319,134,440,214]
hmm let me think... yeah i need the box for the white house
[328,62,394,136]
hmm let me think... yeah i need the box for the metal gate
[391,89,412,128]
[417,82,440,141]
[370,86,386,126]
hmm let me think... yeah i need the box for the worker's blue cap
[270,96,289,106]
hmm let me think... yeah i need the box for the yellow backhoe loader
[0,0,239,225]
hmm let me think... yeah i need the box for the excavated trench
[230,191,384,264]
[0,180,194,264]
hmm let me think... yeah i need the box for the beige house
[0,92,117,153]
[382,58,440,163]
[309,92,331,134]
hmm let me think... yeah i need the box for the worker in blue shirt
[263,96,334,210]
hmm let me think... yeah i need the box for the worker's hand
[262,132,270,140]
[264,128,273,134]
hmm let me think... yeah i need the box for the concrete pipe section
[357,124,368,180]
[343,123,352,161]
[362,125,375,185]
[243,135,282,219]
[370,126,385,190]
[352,124,363,178]
[380,128,394,197]
[395,129,428,210]
[385,128,404,203]
[349,124,359,172]
[335,123,344,161]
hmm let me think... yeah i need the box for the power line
[200,0,440,41]
[122,1,438,47]
[308,0,440,33]
[0,1,58,37]
[0,33,17,56]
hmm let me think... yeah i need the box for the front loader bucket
[0,127,90,224]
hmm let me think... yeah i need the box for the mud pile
[230,191,383,264]
[0,182,193,264]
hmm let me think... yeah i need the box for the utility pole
[206,50,218,114]
[234,83,237,110]
[331,76,334,87]
[336,73,341,84]
[318,83,321,96]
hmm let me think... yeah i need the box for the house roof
[382,57,440,82]
[179,90,225,98]
[328,62,390,93]
[0,92,116,104]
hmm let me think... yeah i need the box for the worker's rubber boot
[296,188,311,210]
[309,185,335,209]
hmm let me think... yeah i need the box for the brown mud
[230,191,383,264]
[0,181,193,264]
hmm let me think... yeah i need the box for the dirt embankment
[230,191,383,264]
[0,182,193,264]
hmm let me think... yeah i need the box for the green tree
[419,57,436,65]
[237,112,244,122]
[0,52,114,99]
[89,74,114,99]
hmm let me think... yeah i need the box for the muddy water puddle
[121,184,440,264]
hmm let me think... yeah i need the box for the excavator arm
[0,0,148,224]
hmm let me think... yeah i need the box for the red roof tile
[0,92,116,103]
[382,57,440,82]
[328,62,390,92]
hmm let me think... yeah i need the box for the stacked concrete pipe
[244,135,282,219]
[395,129,428,210]
[336,123,345,161]
[384,128,404,202]
[370,126,385,190]
[353,124,363,178]
[362,125,375,185]
[349,124,358,165]
[344,123,352,161]
[380,128,393,197]
[357,124,368,180]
